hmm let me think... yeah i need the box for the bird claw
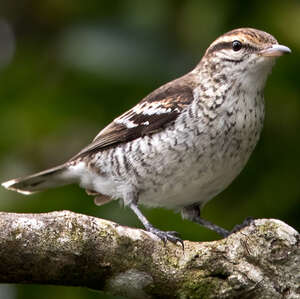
[230,217,255,235]
[148,227,184,249]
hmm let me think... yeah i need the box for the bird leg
[129,201,184,248]
[230,217,255,234]
[181,205,230,237]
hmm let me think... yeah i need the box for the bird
[2,28,291,246]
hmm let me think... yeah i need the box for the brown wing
[70,78,194,160]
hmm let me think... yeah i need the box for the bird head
[199,28,291,89]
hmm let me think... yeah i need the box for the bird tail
[1,164,75,195]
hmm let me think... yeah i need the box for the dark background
[0,1,299,298]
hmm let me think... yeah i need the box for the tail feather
[1,164,74,195]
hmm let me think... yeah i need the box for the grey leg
[230,217,255,233]
[181,205,230,237]
[129,201,184,248]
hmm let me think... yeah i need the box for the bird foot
[147,226,184,249]
[229,217,255,235]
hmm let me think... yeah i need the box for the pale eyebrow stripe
[207,41,259,55]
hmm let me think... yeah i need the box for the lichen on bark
[0,211,298,298]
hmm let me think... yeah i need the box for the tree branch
[0,211,298,298]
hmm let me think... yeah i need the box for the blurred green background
[0,0,299,298]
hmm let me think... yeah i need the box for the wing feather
[70,76,194,160]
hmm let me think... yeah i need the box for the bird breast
[87,82,265,209]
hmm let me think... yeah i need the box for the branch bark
[0,211,299,298]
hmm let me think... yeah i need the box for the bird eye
[232,40,242,51]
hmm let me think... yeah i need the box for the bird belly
[137,148,248,209]
[126,99,263,208]
[90,130,255,209]
[80,92,264,209]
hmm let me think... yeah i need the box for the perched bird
[2,28,291,246]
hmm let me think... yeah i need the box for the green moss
[257,221,280,240]
[178,276,228,299]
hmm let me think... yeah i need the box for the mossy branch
[0,211,299,298]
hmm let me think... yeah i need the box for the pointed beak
[260,44,291,57]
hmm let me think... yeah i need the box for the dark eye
[232,40,242,51]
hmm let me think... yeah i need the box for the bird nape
[1,28,291,246]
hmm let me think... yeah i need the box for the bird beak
[259,44,291,57]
